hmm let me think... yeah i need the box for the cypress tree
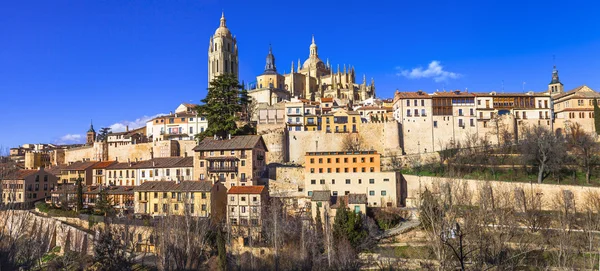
[593,98,600,135]
[217,230,227,271]
[76,176,84,212]
[314,205,325,253]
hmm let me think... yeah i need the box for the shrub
[35,202,51,213]
[371,208,406,230]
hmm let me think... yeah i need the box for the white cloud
[55,134,83,145]
[108,114,166,132]
[397,61,461,82]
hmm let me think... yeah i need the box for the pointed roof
[88,120,95,133]
[550,65,562,85]
[214,12,231,37]
[262,44,278,75]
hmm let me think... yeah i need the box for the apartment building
[227,185,268,238]
[105,157,194,186]
[1,169,57,204]
[92,161,117,185]
[305,151,380,174]
[320,110,361,133]
[285,97,321,131]
[256,102,286,125]
[60,161,98,185]
[51,185,134,212]
[107,126,147,147]
[134,181,226,221]
[193,135,268,189]
[146,103,208,141]
[552,85,600,134]
[355,106,393,122]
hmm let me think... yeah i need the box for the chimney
[228,134,231,140]
[184,152,187,157]
[150,149,154,160]
[128,158,131,167]
[152,160,156,167]
[115,157,118,162]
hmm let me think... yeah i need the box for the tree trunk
[586,167,591,184]
[537,164,545,184]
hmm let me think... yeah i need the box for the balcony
[287,110,302,116]
[239,177,247,183]
[240,154,247,159]
[257,155,264,161]
[208,166,238,172]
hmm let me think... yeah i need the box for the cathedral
[207,13,376,105]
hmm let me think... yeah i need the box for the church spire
[220,11,226,27]
[264,44,276,73]
[550,64,561,84]
[88,120,95,133]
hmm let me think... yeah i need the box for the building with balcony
[284,97,322,131]
[106,126,148,147]
[104,157,194,186]
[133,181,226,221]
[305,151,380,174]
[193,135,268,189]
[92,161,117,185]
[227,185,268,239]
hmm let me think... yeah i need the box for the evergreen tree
[97,127,112,142]
[93,223,130,271]
[332,199,367,249]
[217,229,227,271]
[197,73,243,139]
[95,189,115,216]
[594,98,600,135]
[314,204,325,253]
[76,176,83,212]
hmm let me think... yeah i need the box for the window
[174,204,179,211]
[458,109,463,116]
[320,179,325,184]
[308,191,313,196]
[381,191,387,196]
[406,100,410,106]
[202,204,207,211]
[230,196,235,201]
[154,192,158,198]
[241,160,245,166]
[166,169,170,176]
[202,192,206,199]
[241,196,246,201]
[331,179,335,184]
[383,178,389,182]
[153,204,158,212]
[163,192,167,198]
[433,121,438,128]
[345,179,351,184]
[369,179,375,184]
[163,204,167,212]
[369,191,375,196]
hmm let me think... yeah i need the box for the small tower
[86,120,96,145]
[548,65,564,96]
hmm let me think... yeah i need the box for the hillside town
[4,12,600,271]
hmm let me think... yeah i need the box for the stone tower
[208,12,238,86]
[548,65,564,96]
[86,121,96,145]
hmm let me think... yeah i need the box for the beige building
[305,171,402,208]
[92,161,117,185]
[305,151,381,174]
[60,161,98,185]
[208,12,238,84]
[227,185,268,238]
[134,181,226,222]
[248,46,290,106]
[105,157,194,186]
[552,85,600,134]
[310,191,367,223]
[2,169,57,204]
[193,135,268,189]
[145,103,208,142]
[285,97,322,131]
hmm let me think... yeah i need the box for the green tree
[97,127,112,142]
[76,176,84,212]
[314,204,325,253]
[216,229,227,271]
[92,223,131,271]
[594,98,600,135]
[332,199,367,249]
[95,189,115,216]
[196,73,243,139]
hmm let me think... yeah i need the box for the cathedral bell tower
[86,120,96,145]
[208,12,238,86]
[548,65,564,96]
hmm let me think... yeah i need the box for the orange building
[305,151,380,174]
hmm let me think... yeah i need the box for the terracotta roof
[473,92,549,97]
[193,135,266,151]
[321,98,333,102]
[63,161,98,171]
[134,181,213,192]
[106,162,137,170]
[13,170,39,179]
[311,190,331,201]
[553,85,587,99]
[394,91,432,99]
[228,185,266,194]
[432,90,475,97]
[92,161,117,169]
[46,165,63,176]
[103,186,135,194]
[182,103,198,108]
[135,157,193,169]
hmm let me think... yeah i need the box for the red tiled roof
[64,161,98,171]
[193,135,266,151]
[92,161,117,169]
[228,185,266,194]
[14,170,38,179]
[321,98,333,102]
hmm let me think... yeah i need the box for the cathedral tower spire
[263,44,277,73]
[208,12,238,86]
[548,63,564,96]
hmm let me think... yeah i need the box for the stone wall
[287,121,401,165]
[64,140,197,164]
[64,145,96,163]
[1,210,93,254]
[268,165,304,197]
[258,123,288,164]
[403,174,600,211]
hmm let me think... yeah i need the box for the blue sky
[1,0,599,148]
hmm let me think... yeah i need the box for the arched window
[216,60,219,73]
[227,43,230,52]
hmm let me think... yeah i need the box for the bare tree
[519,125,567,183]
[568,123,599,184]
[342,133,366,152]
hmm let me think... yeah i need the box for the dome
[214,12,231,38]
[303,57,324,70]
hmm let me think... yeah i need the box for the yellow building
[2,169,57,205]
[320,110,361,133]
[133,181,226,222]
[60,161,98,185]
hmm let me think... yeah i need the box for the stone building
[208,12,238,85]
[193,135,268,190]
[1,169,57,204]
[226,185,268,240]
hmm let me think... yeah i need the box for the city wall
[403,174,600,211]
[257,123,288,164]
[64,140,198,164]
[287,121,401,165]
